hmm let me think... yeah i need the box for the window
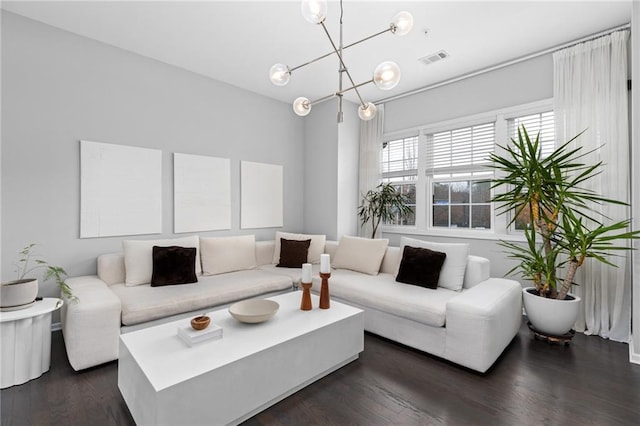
[507,111,555,230]
[381,135,418,225]
[427,123,495,229]
[377,99,554,236]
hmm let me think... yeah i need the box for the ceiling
[2,1,633,107]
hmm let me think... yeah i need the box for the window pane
[450,205,469,228]
[450,181,469,203]
[433,182,449,204]
[472,205,491,229]
[471,181,491,203]
[381,136,418,177]
[433,205,449,227]
[431,179,491,230]
[514,205,532,230]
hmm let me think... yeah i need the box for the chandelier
[269,0,413,122]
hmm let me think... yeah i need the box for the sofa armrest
[61,275,122,371]
[98,253,125,285]
[463,255,491,289]
[444,278,522,373]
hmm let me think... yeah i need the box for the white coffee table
[0,297,63,388]
[118,292,363,425]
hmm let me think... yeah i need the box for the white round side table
[0,297,63,388]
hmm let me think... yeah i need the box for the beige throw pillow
[332,236,389,276]
[123,236,200,286]
[201,235,257,275]
[272,231,326,264]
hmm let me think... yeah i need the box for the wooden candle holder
[319,272,331,309]
[300,282,313,311]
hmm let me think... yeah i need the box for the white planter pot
[0,279,39,311]
[522,287,581,336]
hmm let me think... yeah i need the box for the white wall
[381,53,554,281]
[384,54,553,133]
[630,1,640,364]
[302,100,339,239]
[1,12,305,295]
[336,103,360,238]
[302,98,360,240]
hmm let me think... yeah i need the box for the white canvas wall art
[80,140,162,238]
[241,161,283,229]
[174,153,231,233]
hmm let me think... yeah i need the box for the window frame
[381,98,554,242]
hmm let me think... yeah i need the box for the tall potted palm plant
[490,126,639,335]
[358,182,412,238]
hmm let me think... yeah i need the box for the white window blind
[426,122,495,176]
[508,111,555,158]
[381,135,419,179]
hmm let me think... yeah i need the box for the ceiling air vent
[418,50,450,66]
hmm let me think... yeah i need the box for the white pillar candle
[320,254,330,273]
[302,263,312,283]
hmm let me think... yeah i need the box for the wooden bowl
[190,315,211,330]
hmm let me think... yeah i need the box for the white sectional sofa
[314,240,523,373]
[61,234,522,374]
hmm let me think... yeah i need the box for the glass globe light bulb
[269,63,291,86]
[373,61,401,90]
[301,0,327,24]
[293,97,312,116]
[358,102,377,121]
[391,11,414,36]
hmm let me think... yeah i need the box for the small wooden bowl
[190,315,210,330]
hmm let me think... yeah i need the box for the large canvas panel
[241,161,283,229]
[80,140,162,238]
[174,153,231,233]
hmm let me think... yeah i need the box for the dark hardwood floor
[2,318,640,425]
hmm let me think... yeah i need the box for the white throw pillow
[399,237,469,291]
[201,235,257,275]
[123,236,200,286]
[272,232,326,264]
[332,236,389,276]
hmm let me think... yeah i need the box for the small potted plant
[358,182,412,238]
[489,126,639,336]
[1,244,76,310]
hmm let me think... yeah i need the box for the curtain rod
[376,22,631,105]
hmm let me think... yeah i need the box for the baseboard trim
[630,338,640,365]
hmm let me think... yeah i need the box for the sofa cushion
[111,270,292,325]
[272,232,326,264]
[400,237,469,291]
[396,246,446,289]
[276,238,311,268]
[312,269,459,327]
[332,236,389,275]
[201,235,257,275]
[151,246,198,287]
[123,236,200,286]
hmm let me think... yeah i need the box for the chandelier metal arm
[307,78,375,107]
[288,26,393,73]
[319,20,366,106]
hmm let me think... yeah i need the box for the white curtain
[358,104,384,237]
[553,30,630,342]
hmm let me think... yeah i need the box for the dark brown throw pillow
[151,246,198,287]
[395,245,447,289]
[277,238,311,268]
